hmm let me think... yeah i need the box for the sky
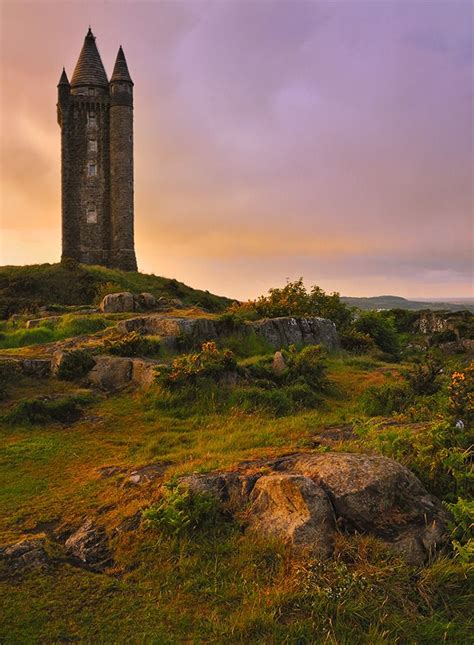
[0,0,472,300]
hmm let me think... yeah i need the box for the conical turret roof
[110,46,133,84]
[70,28,108,88]
[58,68,70,86]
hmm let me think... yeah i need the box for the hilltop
[0,262,233,318]
[341,294,474,312]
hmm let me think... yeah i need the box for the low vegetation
[0,260,232,318]
[0,276,472,642]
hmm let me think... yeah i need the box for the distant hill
[0,263,233,318]
[341,295,474,313]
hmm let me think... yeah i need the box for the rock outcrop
[178,452,451,564]
[87,355,160,391]
[99,292,157,314]
[118,315,340,352]
[0,537,49,573]
[64,519,112,571]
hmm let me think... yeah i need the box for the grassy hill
[341,295,474,312]
[0,262,233,318]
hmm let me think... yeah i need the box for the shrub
[286,345,327,389]
[445,498,474,563]
[360,382,412,416]
[340,329,377,354]
[56,349,96,381]
[228,278,352,330]
[405,355,443,395]
[357,420,472,501]
[142,482,222,535]
[105,332,161,357]
[448,365,474,423]
[156,342,237,387]
[354,311,400,358]
[4,394,94,425]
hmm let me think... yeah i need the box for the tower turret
[57,30,137,270]
[109,46,137,271]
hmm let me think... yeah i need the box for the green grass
[0,314,114,349]
[0,262,232,318]
[0,348,472,642]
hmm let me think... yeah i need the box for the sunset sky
[0,0,472,300]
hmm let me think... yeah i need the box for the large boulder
[100,292,135,313]
[176,452,451,564]
[248,474,335,557]
[88,356,132,391]
[249,317,340,351]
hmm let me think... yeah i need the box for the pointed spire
[110,46,133,84]
[58,67,70,86]
[70,28,108,88]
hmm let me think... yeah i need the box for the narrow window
[88,112,96,126]
[86,207,97,224]
[88,163,97,177]
[88,140,97,152]
[88,88,95,96]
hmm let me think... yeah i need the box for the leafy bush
[405,355,443,395]
[448,365,473,423]
[354,311,400,358]
[4,394,94,425]
[445,498,474,563]
[105,332,161,357]
[56,349,96,381]
[360,382,412,416]
[357,420,472,501]
[340,329,377,354]
[156,342,237,387]
[286,345,327,389]
[142,482,222,535]
[228,278,352,330]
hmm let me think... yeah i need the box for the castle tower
[57,29,137,271]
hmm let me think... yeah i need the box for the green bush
[228,278,352,330]
[360,382,412,416]
[357,420,472,501]
[286,345,327,389]
[354,311,400,358]
[340,329,377,355]
[156,342,237,387]
[4,394,94,425]
[445,498,474,563]
[142,482,222,535]
[105,332,161,357]
[404,355,443,395]
[56,349,96,381]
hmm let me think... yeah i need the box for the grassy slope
[0,357,471,643]
[0,263,233,317]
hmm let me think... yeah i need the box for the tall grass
[0,314,113,349]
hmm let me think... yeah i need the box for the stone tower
[57,28,137,271]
